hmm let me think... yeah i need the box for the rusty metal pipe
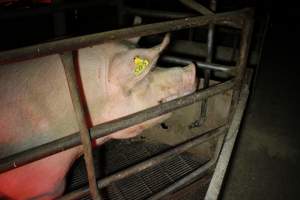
[0,9,252,64]
[61,52,101,200]
[226,17,254,127]
[59,126,226,200]
[90,79,234,139]
[0,79,234,173]
[160,55,236,75]
[149,10,255,200]
[198,0,217,126]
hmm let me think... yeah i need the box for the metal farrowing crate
[0,7,254,200]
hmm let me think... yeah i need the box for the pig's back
[0,54,82,199]
[0,54,79,158]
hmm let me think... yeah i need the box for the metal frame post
[61,52,101,200]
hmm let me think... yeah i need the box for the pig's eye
[133,56,150,76]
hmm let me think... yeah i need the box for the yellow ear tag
[134,56,149,76]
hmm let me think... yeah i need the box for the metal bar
[149,160,213,200]
[90,79,234,139]
[226,16,254,126]
[202,18,254,200]
[122,15,253,200]
[59,126,226,200]
[60,52,101,200]
[0,9,251,64]
[188,0,216,128]
[169,40,258,66]
[179,0,214,16]
[203,18,254,200]
[204,69,252,200]
[198,69,211,124]
[150,12,254,200]
[0,79,234,173]
[0,132,80,173]
[160,55,236,75]
[198,0,217,126]
[250,14,270,100]
[148,131,225,200]
[124,7,195,19]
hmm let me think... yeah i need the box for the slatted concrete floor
[65,140,210,200]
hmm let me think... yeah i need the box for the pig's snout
[181,63,197,96]
[160,63,197,102]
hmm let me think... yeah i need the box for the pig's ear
[109,34,170,91]
[152,33,170,53]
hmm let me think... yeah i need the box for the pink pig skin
[0,34,196,200]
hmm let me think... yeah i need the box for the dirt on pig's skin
[0,34,197,199]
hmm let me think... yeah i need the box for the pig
[0,34,196,200]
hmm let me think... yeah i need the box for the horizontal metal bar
[59,126,226,200]
[0,79,234,173]
[0,132,80,172]
[90,79,234,139]
[204,69,252,200]
[148,131,225,200]
[124,7,195,19]
[149,159,214,200]
[0,9,253,64]
[149,121,226,200]
[169,40,258,66]
[161,55,236,75]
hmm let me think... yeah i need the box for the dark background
[222,1,300,200]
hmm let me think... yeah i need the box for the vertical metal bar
[191,0,216,128]
[60,52,102,200]
[251,14,270,100]
[199,0,216,124]
[227,17,254,125]
[204,69,252,200]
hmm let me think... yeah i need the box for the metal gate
[0,5,254,200]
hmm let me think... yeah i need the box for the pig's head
[107,34,196,106]
[107,34,170,94]
[78,34,197,131]
[131,63,197,105]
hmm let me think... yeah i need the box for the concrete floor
[221,17,300,200]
